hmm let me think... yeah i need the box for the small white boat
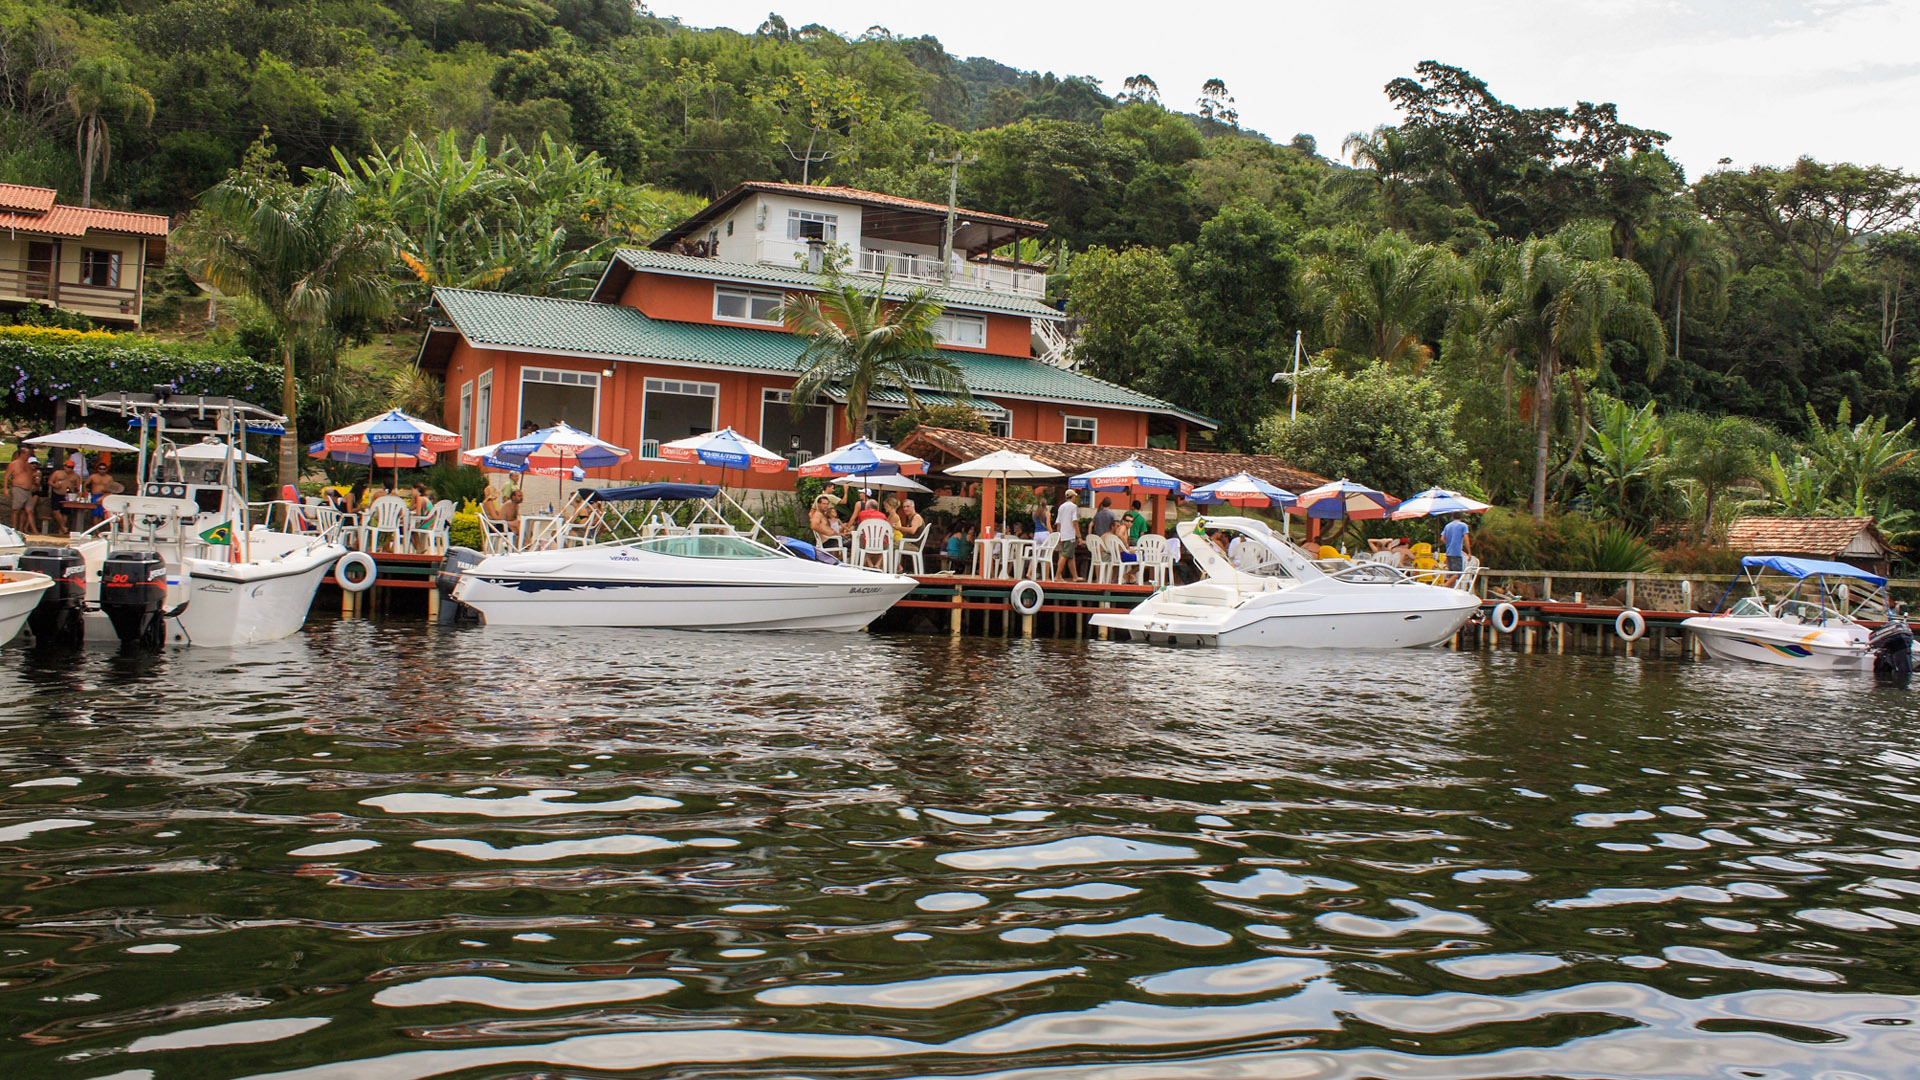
[1683,556,1912,674]
[452,483,916,631]
[0,570,54,645]
[1091,515,1481,648]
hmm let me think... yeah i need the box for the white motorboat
[59,392,348,648]
[0,525,26,568]
[451,483,916,631]
[0,571,54,645]
[1090,515,1481,648]
[1682,556,1913,675]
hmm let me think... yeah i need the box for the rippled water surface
[3,619,1919,1080]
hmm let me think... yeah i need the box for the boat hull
[1094,587,1480,648]
[1682,616,1873,672]
[0,572,54,646]
[74,535,346,648]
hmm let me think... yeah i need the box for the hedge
[0,325,280,417]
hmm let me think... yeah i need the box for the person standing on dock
[1054,489,1081,582]
[1441,513,1472,574]
[7,446,37,534]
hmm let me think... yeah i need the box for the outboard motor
[19,546,87,647]
[436,546,484,624]
[1870,609,1914,683]
[99,551,169,649]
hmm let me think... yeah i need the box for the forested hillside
[3,1,1917,557]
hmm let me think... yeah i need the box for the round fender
[1491,602,1520,634]
[336,551,377,593]
[1615,608,1645,642]
[1010,579,1045,616]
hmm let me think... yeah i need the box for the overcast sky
[650,0,1919,181]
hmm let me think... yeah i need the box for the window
[715,286,784,324]
[1064,416,1097,444]
[932,313,987,348]
[761,389,832,464]
[458,381,474,448]
[519,367,600,436]
[979,407,1012,438]
[475,370,493,446]
[79,248,120,288]
[641,377,718,453]
[786,209,838,243]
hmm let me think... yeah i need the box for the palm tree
[1664,412,1771,538]
[773,273,969,441]
[33,56,154,208]
[1305,231,1465,370]
[1476,220,1666,519]
[1640,214,1732,363]
[180,147,393,487]
[1324,126,1430,230]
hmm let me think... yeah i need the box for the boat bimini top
[579,482,794,552]
[1714,555,1894,624]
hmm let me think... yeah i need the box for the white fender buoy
[1615,608,1645,642]
[1010,579,1045,616]
[336,552,377,593]
[1492,602,1520,634]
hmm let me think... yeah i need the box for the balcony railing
[0,261,141,322]
[747,239,1045,297]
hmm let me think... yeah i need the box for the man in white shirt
[1054,489,1081,581]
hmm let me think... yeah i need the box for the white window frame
[978,406,1012,438]
[641,377,719,455]
[932,313,987,348]
[518,366,601,436]
[786,208,839,243]
[458,380,474,449]
[760,388,833,462]
[475,369,493,447]
[1064,415,1097,444]
[714,285,785,325]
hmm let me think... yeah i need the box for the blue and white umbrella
[1391,487,1491,520]
[1186,471,1296,508]
[656,427,785,474]
[1290,478,1401,520]
[1068,456,1190,495]
[494,421,632,471]
[324,408,460,465]
[798,437,927,478]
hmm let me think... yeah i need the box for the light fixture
[601,367,615,378]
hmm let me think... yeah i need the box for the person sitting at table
[850,498,889,567]
[1106,516,1140,583]
[407,483,432,515]
[943,524,976,572]
[897,498,926,540]
[808,493,844,546]
[46,456,82,533]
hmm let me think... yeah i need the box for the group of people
[6,445,120,535]
[320,481,442,518]
[1024,491,1154,583]
[809,492,930,567]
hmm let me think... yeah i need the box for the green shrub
[1657,541,1745,575]
[1470,507,1597,570]
[1579,524,1659,575]
[0,326,277,421]
[448,512,483,551]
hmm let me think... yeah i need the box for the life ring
[1491,602,1520,633]
[1615,608,1645,642]
[336,552,377,593]
[1010,579,1045,616]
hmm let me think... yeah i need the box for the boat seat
[1165,582,1241,607]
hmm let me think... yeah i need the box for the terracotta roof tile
[0,203,169,238]
[1725,516,1883,556]
[899,427,1328,491]
[0,184,56,214]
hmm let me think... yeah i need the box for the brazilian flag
[199,521,234,546]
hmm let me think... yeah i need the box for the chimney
[806,237,825,273]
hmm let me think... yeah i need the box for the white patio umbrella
[945,450,1063,534]
[24,426,139,453]
[827,472,932,495]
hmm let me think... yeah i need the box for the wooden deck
[879,575,1160,637]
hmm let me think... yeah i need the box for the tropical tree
[1760,452,1828,516]
[1476,219,1666,518]
[773,272,969,441]
[32,55,153,207]
[1305,230,1465,370]
[1663,412,1772,538]
[179,139,394,487]
[1257,363,1468,501]
[1801,398,1918,510]
[1640,213,1733,363]
[1583,397,1664,526]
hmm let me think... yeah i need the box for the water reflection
[0,618,1916,1078]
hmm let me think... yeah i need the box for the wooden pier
[879,576,1160,638]
[323,551,444,618]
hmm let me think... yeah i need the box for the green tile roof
[432,288,1213,427]
[612,249,1064,321]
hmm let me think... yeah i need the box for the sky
[649,0,1920,180]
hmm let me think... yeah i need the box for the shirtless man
[85,460,119,525]
[46,458,82,533]
[7,449,39,533]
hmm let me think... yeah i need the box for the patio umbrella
[1390,487,1492,520]
[798,437,928,478]
[310,441,436,468]
[1290,478,1401,520]
[324,408,462,491]
[945,450,1063,535]
[458,440,581,479]
[173,439,268,465]
[657,426,787,498]
[494,422,633,506]
[827,472,932,495]
[24,426,139,453]
[1068,456,1191,495]
[1186,471,1297,508]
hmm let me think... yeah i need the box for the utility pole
[785,128,834,185]
[1269,330,1307,420]
[929,150,976,283]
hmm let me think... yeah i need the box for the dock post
[1021,612,1034,639]
[427,584,440,621]
[950,584,962,635]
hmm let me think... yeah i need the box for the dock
[324,551,444,617]
[877,576,1160,638]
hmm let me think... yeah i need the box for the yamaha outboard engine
[1870,609,1914,684]
[436,546,484,624]
[99,551,169,649]
[19,546,87,647]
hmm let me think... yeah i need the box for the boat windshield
[1726,596,1771,617]
[631,534,783,560]
[1771,598,1844,625]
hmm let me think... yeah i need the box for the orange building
[419,182,1213,490]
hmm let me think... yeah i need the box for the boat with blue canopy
[1682,555,1911,674]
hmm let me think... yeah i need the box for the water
[2,621,1918,1080]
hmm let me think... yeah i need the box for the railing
[743,239,1046,297]
[0,260,140,320]
[1473,568,1920,611]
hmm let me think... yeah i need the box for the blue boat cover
[583,483,720,502]
[777,536,840,564]
[1742,555,1886,586]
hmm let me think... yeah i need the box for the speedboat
[1091,515,1481,647]
[0,571,54,645]
[1683,555,1913,675]
[56,392,348,648]
[451,483,916,631]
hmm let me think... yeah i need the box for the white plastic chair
[852,518,895,572]
[1135,534,1173,587]
[360,495,409,553]
[1026,533,1060,581]
[1088,532,1122,584]
[479,514,517,554]
[895,530,927,575]
[409,499,454,554]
